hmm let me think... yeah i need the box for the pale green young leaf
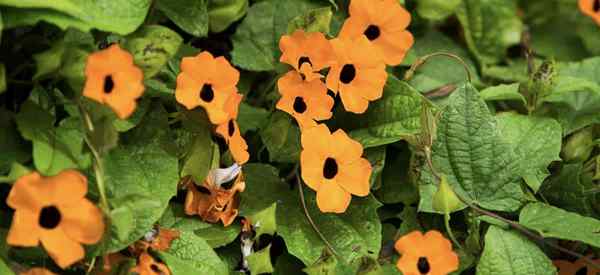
[156,0,209,37]
[480,83,527,106]
[248,245,275,274]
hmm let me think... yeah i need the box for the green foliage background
[0,0,599,274]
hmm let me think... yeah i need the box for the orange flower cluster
[84,47,249,164]
[6,170,105,269]
[579,0,600,26]
[184,165,245,226]
[276,0,413,213]
[176,51,249,164]
[554,255,600,275]
[394,230,459,275]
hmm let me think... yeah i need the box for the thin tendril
[404,52,472,83]
[295,172,340,259]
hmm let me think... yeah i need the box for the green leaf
[496,113,562,191]
[417,0,461,21]
[0,0,152,34]
[259,111,301,163]
[303,255,354,275]
[456,0,523,65]
[124,25,183,79]
[231,0,326,71]
[157,230,227,275]
[238,102,270,134]
[248,202,277,237]
[343,76,425,148]
[519,203,600,248]
[101,102,178,252]
[208,0,248,33]
[540,163,599,217]
[240,164,382,265]
[419,83,525,213]
[374,144,418,205]
[287,7,332,34]
[180,129,219,184]
[156,0,208,37]
[477,226,556,275]
[248,245,275,274]
[480,83,527,106]
[365,146,386,189]
[404,31,480,93]
[159,204,240,248]
[0,258,14,275]
[0,63,5,94]
[531,18,589,61]
[0,162,32,184]
[0,110,29,174]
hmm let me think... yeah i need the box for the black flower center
[293,97,307,113]
[323,157,338,179]
[364,25,381,41]
[298,56,312,69]
[417,257,431,274]
[103,75,115,94]
[339,64,356,84]
[150,263,162,273]
[575,267,588,275]
[228,120,235,137]
[200,84,214,102]
[594,0,600,12]
[39,206,61,229]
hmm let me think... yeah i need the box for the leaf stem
[422,148,600,270]
[77,102,110,212]
[295,172,340,259]
[404,52,472,83]
[443,213,462,250]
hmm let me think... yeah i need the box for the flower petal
[40,228,85,269]
[59,198,105,244]
[7,209,41,247]
[7,172,46,211]
[316,182,351,213]
[300,150,327,192]
[337,158,371,196]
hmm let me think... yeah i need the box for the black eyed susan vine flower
[83,44,145,119]
[6,170,105,269]
[339,0,414,66]
[276,70,334,130]
[394,230,459,275]
[279,29,334,79]
[326,36,388,114]
[175,51,240,124]
[579,0,600,26]
[130,252,171,275]
[300,124,372,213]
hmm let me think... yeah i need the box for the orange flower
[325,36,387,114]
[130,252,171,275]
[279,29,334,78]
[339,0,414,66]
[175,51,240,124]
[83,44,145,119]
[394,230,459,275]
[216,119,249,164]
[20,268,57,275]
[6,170,105,269]
[579,0,600,26]
[554,255,600,275]
[300,124,371,213]
[184,165,245,226]
[276,71,334,130]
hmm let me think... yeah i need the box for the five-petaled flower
[579,0,600,26]
[276,70,334,130]
[6,170,105,269]
[339,0,414,66]
[214,91,250,164]
[279,29,334,79]
[300,124,371,213]
[175,51,240,124]
[130,252,171,275]
[326,36,387,114]
[83,44,145,119]
[394,230,459,275]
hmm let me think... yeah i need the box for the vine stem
[423,149,600,270]
[77,102,110,212]
[404,52,472,83]
[443,213,462,250]
[295,172,340,259]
